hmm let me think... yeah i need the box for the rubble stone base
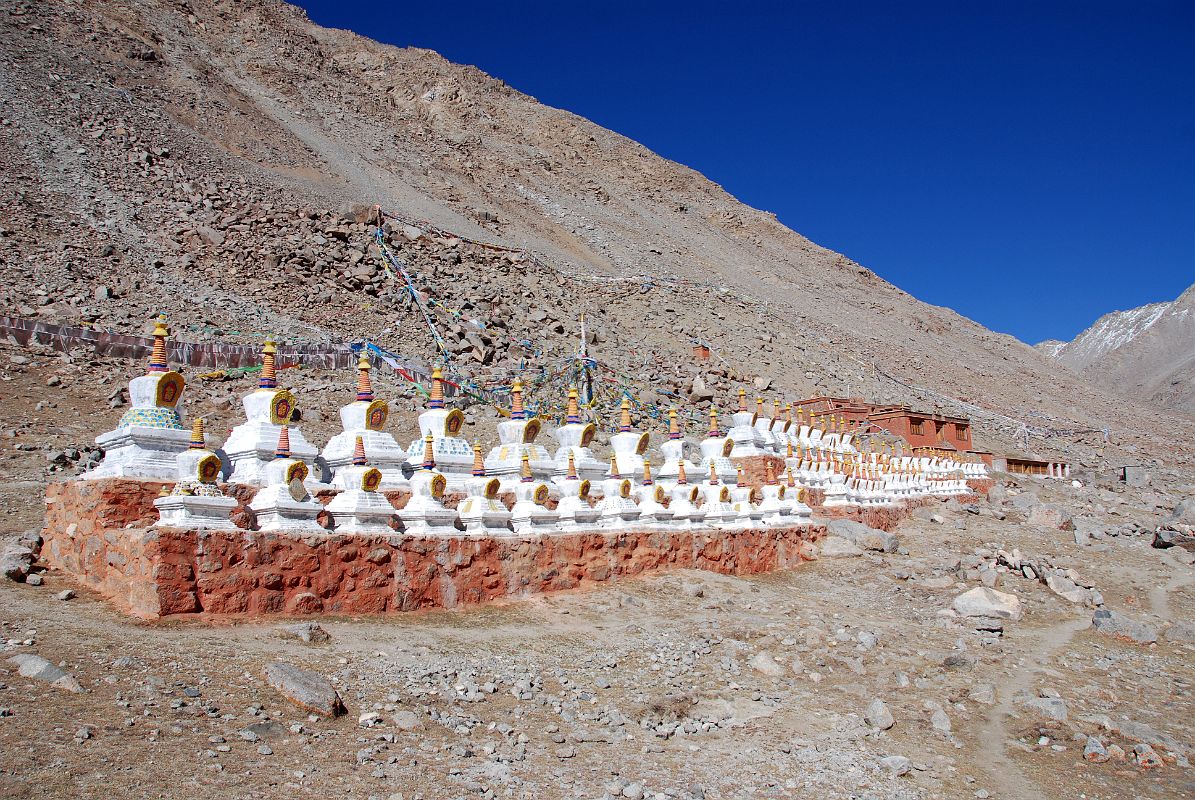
[43,479,824,619]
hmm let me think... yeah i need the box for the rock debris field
[3,474,1194,800]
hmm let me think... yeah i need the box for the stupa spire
[511,379,525,420]
[147,315,169,373]
[189,418,205,450]
[352,435,367,466]
[609,453,620,479]
[708,408,721,438]
[737,388,747,413]
[668,409,681,440]
[566,387,581,424]
[355,354,374,402]
[566,450,578,480]
[471,444,485,476]
[642,458,653,485]
[765,460,776,485]
[421,434,435,470]
[260,338,278,389]
[428,367,445,409]
[677,461,688,485]
[275,426,291,459]
[618,397,632,432]
[520,452,533,482]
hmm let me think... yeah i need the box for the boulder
[263,662,345,717]
[1009,492,1041,511]
[1171,497,1195,526]
[952,587,1023,622]
[1,544,34,582]
[1046,575,1090,604]
[1015,694,1068,722]
[7,654,83,693]
[1028,504,1074,530]
[1091,610,1157,644]
[275,623,331,644]
[1163,621,1195,643]
[826,519,899,553]
[819,536,863,558]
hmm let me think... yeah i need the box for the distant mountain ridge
[1039,284,1195,416]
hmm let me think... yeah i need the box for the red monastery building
[793,396,992,465]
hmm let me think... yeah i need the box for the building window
[910,419,923,435]
[957,424,969,441]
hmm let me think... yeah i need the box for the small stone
[75,726,93,740]
[1083,736,1109,763]
[865,698,895,730]
[879,755,911,776]
[25,574,43,586]
[392,710,420,731]
[257,744,273,756]
[56,589,75,601]
[275,623,331,644]
[952,587,1022,622]
[358,712,383,728]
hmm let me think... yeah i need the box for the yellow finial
[428,366,445,409]
[619,397,632,432]
[566,450,578,479]
[260,338,277,388]
[643,458,653,484]
[511,379,524,419]
[566,386,581,423]
[421,433,435,469]
[520,452,532,481]
[737,388,747,413]
[471,443,485,476]
[609,453,619,477]
[189,417,205,449]
[355,354,374,401]
[677,460,688,484]
[148,314,169,373]
[668,408,680,439]
[708,408,720,437]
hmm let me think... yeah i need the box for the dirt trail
[971,617,1090,800]
[1148,558,1195,620]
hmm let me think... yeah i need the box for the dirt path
[1148,557,1195,620]
[971,616,1091,800]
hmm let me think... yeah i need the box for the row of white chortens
[85,319,988,534]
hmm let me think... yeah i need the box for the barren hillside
[0,0,1191,471]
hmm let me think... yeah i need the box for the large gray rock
[263,662,345,717]
[748,651,786,677]
[1028,504,1074,530]
[1092,610,1157,644]
[826,519,899,553]
[1009,492,1041,511]
[1015,694,1068,721]
[1,544,34,582]
[1171,497,1195,526]
[1163,621,1195,642]
[1046,575,1090,604]
[275,623,331,644]
[952,587,1023,621]
[7,654,83,693]
[819,535,864,558]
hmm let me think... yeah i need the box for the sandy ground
[2,477,1193,800]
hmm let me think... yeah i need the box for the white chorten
[727,389,768,457]
[224,339,320,486]
[697,408,737,482]
[457,445,513,536]
[655,409,698,489]
[552,387,606,484]
[153,418,238,529]
[398,435,459,535]
[325,436,397,534]
[485,380,554,489]
[594,455,641,529]
[608,398,649,480]
[248,427,326,532]
[404,367,475,490]
[510,454,559,534]
[325,355,409,490]
[84,316,192,480]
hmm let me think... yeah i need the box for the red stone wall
[43,479,825,619]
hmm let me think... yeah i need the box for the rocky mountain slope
[1039,284,1195,416]
[1,0,1192,470]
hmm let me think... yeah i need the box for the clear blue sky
[296,0,1194,345]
